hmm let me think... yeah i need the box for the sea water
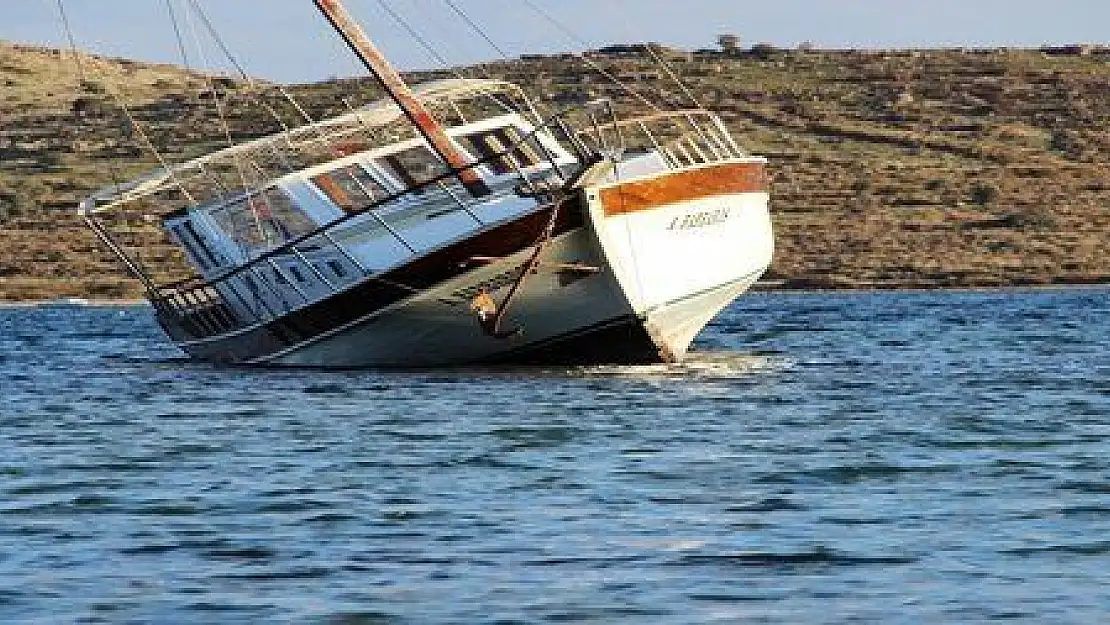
[1,289,1108,623]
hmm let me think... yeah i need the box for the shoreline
[4,47,1108,314]
[748,280,1110,294]
[3,282,1107,308]
[0,298,148,309]
[748,282,1110,296]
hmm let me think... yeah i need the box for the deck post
[314,0,490,198]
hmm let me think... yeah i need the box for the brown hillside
[1,41,1108,300]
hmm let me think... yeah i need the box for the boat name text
[667,207,731,231]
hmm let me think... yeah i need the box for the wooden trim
[599,162,766,217]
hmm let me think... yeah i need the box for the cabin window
[312,164,389,213]
[461,126,542,175]
[170,224,209,271]
[379,146,448,192]
[289,265,306,283]
[210,187,316,253]
[326,260,349,278]
[257,188,316,239]
[179,221,222,269]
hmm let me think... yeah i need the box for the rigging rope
[643,43,703,109]
[52,0,163,293]
[164,0,192,74]
[375,0,476,80]
[179,0,268,244]
[182,0,341,197]
[442,0,513,65]
[516,0,662,113]
[53,0,85,82]
[183,0,314,127]
[53,0,103,187]
[51,5,197,206]
[373,0,538,132]
[183,0,424,171]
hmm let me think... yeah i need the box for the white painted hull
[584,158,774,360]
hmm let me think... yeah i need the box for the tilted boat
[78,0,773,367]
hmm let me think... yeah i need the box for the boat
[77,0,773,367]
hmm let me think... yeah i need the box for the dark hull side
[480,315,663,366]
[200,314,662,370]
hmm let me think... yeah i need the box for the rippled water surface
[2,289,1109,623]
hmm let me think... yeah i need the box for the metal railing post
[319,229,373,276]
[291,245,337,292]
[244,267,282,320]
[435,180,485,226]
[220,279,263,326]
[266,258,312,304]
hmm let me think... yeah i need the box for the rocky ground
[1,40,1108,300]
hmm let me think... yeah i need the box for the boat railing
[150,101,744,340]
[151,112,577,338]
[567,103,745,170]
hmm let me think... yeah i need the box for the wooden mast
[314,0,490,198]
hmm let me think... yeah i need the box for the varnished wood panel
[599,162,766,217]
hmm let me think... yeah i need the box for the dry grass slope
[1,41,1108,300]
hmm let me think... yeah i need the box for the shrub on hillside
[970,181,1001,205]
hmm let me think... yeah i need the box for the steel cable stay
[177,0,269,244]
[642,41,703,110]
[48,0,128,203]
[164,0,192,74]
[376,0,489,81]
[53,1,197,208]
[53,0,198,295]
[182,0,316,128]
[442,0,514,66]
[52,0,85,82]
[375,0,549,127]
[374,0,516,116]
[514,0,663,113]
[181,0,351,174]
[435,0,557,122]
[189,0,381,184]
[383,0,665,123]
[177,0,358,249]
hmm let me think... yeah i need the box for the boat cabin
[161,106,577,322]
